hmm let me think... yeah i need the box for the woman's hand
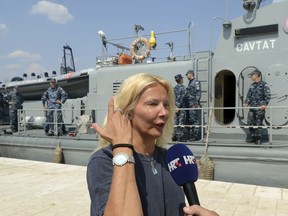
[92,97,132,144]
[183,205,219,216]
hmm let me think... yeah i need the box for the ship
[0,0,288,189]
[0,45,90,100]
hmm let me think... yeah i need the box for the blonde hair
[99,73,175,148]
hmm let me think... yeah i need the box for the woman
[87,73,218,216]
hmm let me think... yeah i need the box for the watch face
[113,153,128,166]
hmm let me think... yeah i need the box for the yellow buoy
[149,31,157,49]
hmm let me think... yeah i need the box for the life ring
[130,37,151,61]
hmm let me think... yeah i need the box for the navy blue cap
[174,74,183,80]
[186,70,194,75]
[249,68,261,77]
[49,78,57,83]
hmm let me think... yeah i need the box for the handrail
[97,25,192,66]
[17,108,96,136]
[16,106,288,144]
[174,105,288,145]
[107,28,189,41]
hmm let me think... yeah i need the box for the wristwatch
[113,153,135,166]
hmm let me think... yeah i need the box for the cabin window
[214,70,236,124]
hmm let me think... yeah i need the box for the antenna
[134,24,144,35]
[226,0,229,21]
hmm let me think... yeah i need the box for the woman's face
[131,83,170,140]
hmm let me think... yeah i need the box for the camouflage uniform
[0,93,9,124]
[185,78,201,140]
[5,88,24,132]
[0,93,4,124]
[173,79,187,141]
[41,85,68,135]
[244,80,271,142]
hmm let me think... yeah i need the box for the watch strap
[127,155,135,164]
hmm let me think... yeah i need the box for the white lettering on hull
[236,39,276,52]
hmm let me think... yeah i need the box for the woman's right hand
[92,97,132,145]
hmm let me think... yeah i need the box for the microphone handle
[183,183,200,206]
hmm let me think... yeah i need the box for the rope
[204,108,213,152]
[198,108,215,180]
[53,138,63,163]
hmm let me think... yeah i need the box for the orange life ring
[130,37,151,61]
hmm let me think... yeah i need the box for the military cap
[186,70,194,75]
[249,68,261,77]
[49,78,57,83]
[174,74,183,80]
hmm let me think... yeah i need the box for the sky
[0,0,273,83]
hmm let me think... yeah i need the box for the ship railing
[96,23,194,68]
[17,108,95,137]
[16,105,288,143]
[174,105,288,144]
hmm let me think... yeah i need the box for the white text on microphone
[168,156,196,172]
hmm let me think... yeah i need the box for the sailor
[185,70,201,141]
[5,86,24,132]
[0,92,4,124]
[0,93,9,125]
[244,69,271,144]
[41,78,68,136]
[172,73,187,142]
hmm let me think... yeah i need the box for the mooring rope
[199,107,215,180]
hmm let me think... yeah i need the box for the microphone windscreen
[166,143,198,186]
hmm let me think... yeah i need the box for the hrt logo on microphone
[168,155,196,172]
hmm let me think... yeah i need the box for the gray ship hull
[1,129,287,188]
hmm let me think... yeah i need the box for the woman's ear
[128,111,134,120]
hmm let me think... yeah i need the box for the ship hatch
[214,70,236,124]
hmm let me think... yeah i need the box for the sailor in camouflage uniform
[41,79,68,136]
[173,74,187,141]
[5,86,24,132]
[185,70,201,141]
[244,69,271,144]
[0,92,4,124]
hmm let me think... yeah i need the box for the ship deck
[0,157,287,216]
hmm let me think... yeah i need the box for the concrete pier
[0,157,287,216]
